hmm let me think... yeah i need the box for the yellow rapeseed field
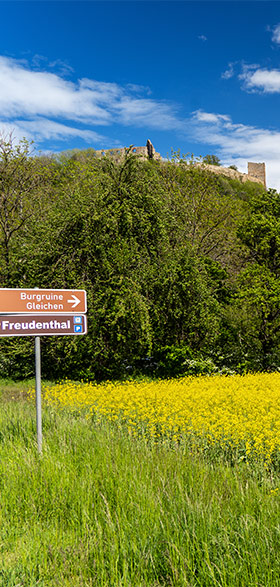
[41,373,280,464]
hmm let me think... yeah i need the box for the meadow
[1,374,280,586]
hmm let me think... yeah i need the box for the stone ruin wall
[197,162,266,188]
[94,140,161,164]
[93,140,266,188]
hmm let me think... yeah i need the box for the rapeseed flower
[38,373,280,465]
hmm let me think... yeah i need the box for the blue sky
[2,1,280,188]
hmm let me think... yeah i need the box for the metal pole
[35,335,42,454]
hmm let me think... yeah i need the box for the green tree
[0,142,272,379]
[0,134,51,284]
[235,188,280,368]
[159,161,244,266]
[202,154,221,166]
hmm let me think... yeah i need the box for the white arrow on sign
[67,295,81,309]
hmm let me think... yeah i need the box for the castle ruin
[94,140,266,188]
[247,162,266,188]
[94,139,161,163]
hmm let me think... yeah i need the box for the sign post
[34,288,42,455]
[0,288,87,454]
[35,335,42,454]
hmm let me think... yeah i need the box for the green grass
[0,384,279,586]
[0,378,54,403]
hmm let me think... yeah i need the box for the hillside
[0,139,278,379]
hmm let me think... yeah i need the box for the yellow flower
[39,373,280,465]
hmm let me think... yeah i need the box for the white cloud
[193,110,231,124]
[198,35,207,42]
[0,56,180,146]
[221,62,237,80]
[0,57,112,123]
[0,120,105,150]
[115,97,180,130]
[272,23,280,44]
[240,66,280,93]
[222,60,280,94]
[126,83,152,95]
[190,110,280,190]
[13,119,105,143]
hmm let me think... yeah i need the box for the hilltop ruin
[94,140,266,188]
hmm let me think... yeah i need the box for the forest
[0,136,279,381]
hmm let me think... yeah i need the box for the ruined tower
[247,162,266,188]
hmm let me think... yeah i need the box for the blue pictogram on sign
[74,316,83,324]
[74,325,83,333]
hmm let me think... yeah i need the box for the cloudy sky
[2,1,280,189]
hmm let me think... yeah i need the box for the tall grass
[0,392,280,586]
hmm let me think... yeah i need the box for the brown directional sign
[0,289,87,314]
[0,314,87,337]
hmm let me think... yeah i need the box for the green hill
[0,139,278,379]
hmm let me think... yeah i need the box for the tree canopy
[0,140,277,379]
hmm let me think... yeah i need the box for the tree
[159,161,244,266]
[202,154,221,166]
[235,188,280,368]
[0,134,50,284]
[0,142,272,379]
